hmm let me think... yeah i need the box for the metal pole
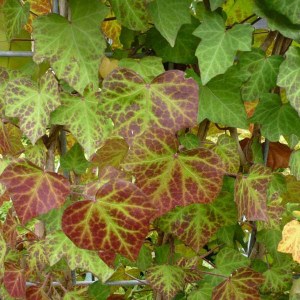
[0,51,33,57]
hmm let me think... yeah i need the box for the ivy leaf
[62,179,156,261]
[145,17,200,64]
[290,150,300,180]
[277,220,300,263]
[254,0,300,41]
[0,233,6,277]
[109,0,148,31]
[210,0,226,11]
[238,49,283,101]
[157,192,237,252]
[2,0,30,40]
[51,91,113,158]
[212,267,264,300]
[91,138,129,171]
[60,143,90,175]
[235,164,272,221]
[32,0,108,93]
[101,11,122,49]
[193,12,253,84]
[26,286,49,300]
[148,0,191,47]
[24,140,47,168]
[27,240,49,273]
[211,134,240,174]
[147,265,186,300]
[4,71,60,144]
[250,94,300,141]
[193,66,248,128]
[0,160,70,224]
[123,128,225,216]
[119,57,164,83]
[3,263,26,299]
[45,231,113,282]
[137,244,152,272]
[278,47,300,116]
[0,120,24,156]
[223,0,254,25]
[101,69,198,142]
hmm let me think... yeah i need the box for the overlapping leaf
[147,265,186,300]
[223,0,254,25]
[101,11,122,49]
[235,164,272,221]
[91,138,129,171]
[119,57,164,83]
[109,0,148,31]
[0,233,6,278]
[123,128,225,216]
[148,0,191,47]
[4,71,60,144]
[212,267,264,300]
[32,0,108,93]
[101,69,198,142]
[3,263,25,299]
[157,192,237,252]
[45,231,113,282]
[193,12,252,84]
[60,143,90,175]
[24,140,47,168]
[26,286,49,300]
[290,150,300,180]
[62,179,156,261]
[1,0,29,39]
[250,94,300,141]
[278,47,300,116]
[238,49,283,101]
[277,220,300,263]
[0,160,70,224]
[51,91,113,157]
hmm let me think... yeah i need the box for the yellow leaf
[101,12,122,49]
[277,220,300,263]
[99,56,119,79]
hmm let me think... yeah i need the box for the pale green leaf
[193,12,253,84]
[51,91,113,158]
[4,71,60,144]
[24,140,47,168]
[32,0,108,93]
[290,150,300,180]
[188,284,213,300]
[148,0,191,47]
[278,47,300,116]
[0,233,6,277]
[119,57,164,82]
[210,0,225,11]
[223,0,254,25]
[137,245,152,272]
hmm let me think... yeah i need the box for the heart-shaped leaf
[4,263,26,299]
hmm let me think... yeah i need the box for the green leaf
[4,71,60,144]
[196,66,249,128]
[45,231,113,282]
[1,0,30,40]
[137,244,152,271]
[145,17,200,64]
[210,0,225,11]
[60,143,90,175]
[250,94,300,141]
[123,128,225,216]
[24,140,47,168]
[62,179,156,261]
[290,150,300,180]
[101,69,199,142]
[88,281,111,300]
[212,267,264,300]
[211,134,240,174]
[32,0,108,93]
[254,0,300,40]
[0,160,70,224]
[0,233,6,277]
[51,91,113,158]
[148,0,191,47]
[193,12,253,84]
[119,57,164,83]
[278,47,300,116]
[223,0,254,25]
[178,133,200,150]
[188,284,213,300]
[109,0,148,31]
[147,265,185,300]
[157,192,237,252]
[235,164,272,221]
[238,49,283,101]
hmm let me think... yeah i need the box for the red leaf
[4,263,26,298]
[26,285,49,300]
[3,208,19,248]
[0,160,70,224]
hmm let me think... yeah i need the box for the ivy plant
[0,0,300,299]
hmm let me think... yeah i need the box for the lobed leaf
[62,179,156,261]
[4,71,60,144]
[24,140,47,168]
[3,263,26,299]
[290,150,300,180]
[101,69,198,143]
[235,164,272,221]
[0,160,70,224]
[26,286,49,300]
[32,0,108,93]
[123,128,225,216]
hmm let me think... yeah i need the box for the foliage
[0,0,299,299]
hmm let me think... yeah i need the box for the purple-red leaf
[0,160,70,224]
[4,263,26,298]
